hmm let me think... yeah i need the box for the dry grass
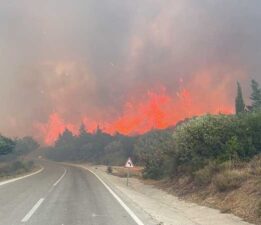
[109,166,143,178]
[248,155,261,176]
[257,201,261,218]
[0,160,36,181]
[193,165,214,187]
[213,170,248,192]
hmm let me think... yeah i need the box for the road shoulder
[86,165,254,225]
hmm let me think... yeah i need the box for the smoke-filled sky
[0,0,261,144]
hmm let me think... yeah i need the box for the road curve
[0,160,145,225]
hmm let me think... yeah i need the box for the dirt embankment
[167,161,261,225]
[156,174,260,225]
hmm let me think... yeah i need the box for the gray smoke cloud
[0,0,260,139]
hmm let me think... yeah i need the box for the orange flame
[35,113,79,145]
[36,84,233,145]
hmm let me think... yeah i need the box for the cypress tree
[79,123,87,137]
[250,79,261,110]
[235,82,245,114]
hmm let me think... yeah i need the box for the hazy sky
[0,0,261,143]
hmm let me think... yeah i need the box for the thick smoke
[0,0,260,143]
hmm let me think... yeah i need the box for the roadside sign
[125,157,134,168]
[125,157,134,186]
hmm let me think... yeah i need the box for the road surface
[0,160,148,225]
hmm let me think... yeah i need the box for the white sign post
[125,157,134,186]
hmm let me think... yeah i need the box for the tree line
[46,125,137,165]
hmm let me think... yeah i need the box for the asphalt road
[0,160,145,225]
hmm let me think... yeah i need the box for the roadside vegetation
[0,161,35,179]
[46,79,261,224]
[0,135,39,179]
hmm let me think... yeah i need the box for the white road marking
[20,168,67,222]
[21,198,45,222]
[0,167,44,187]
[80,166,145,225]
[53,168,67,186]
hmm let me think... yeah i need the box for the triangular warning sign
[125,157,134,168]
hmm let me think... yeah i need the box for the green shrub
[173,112,261,176]
[107,166,113,174]
[27,160,34,168]
[0,135,15,155]
[11,161,25,171]
[214,170,247,192]
[134,129,176,179]
[0,160,34,177]
[142,164,164,180]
